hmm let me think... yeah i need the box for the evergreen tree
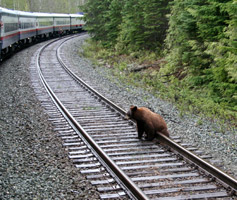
[116,0,145,53]
[82,0,111,42]
[104,0,124,47]
[163,0,201,75]
[163,0,236,109]
[222,1,237,83]
[203,1,237,107]
[117,0,170,52]
[142,0,170,51]
[82,0,170,52]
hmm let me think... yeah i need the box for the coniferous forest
[82,0,237,122]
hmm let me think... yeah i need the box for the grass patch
[81,39,236,128]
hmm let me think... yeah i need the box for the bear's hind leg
[161,129,169,137]
[146,130,155,141]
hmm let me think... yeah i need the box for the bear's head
[125,105,137,120]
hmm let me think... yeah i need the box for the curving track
[32,34,237,199]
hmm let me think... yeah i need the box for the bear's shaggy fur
[126,105,169,140]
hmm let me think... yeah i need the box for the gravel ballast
[62,34,237,178]
[0,35,236,199]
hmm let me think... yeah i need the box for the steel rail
[37,36,150,200]
[57,35,237,195]
[157,133,237,193]
[57,38,127,117]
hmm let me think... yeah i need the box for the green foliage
[163,0,236,114]
[82,0,111,42]
[142,0,170,50]
[82,0,170,52]
[116,0,170,52]
[0,0,29,11]
[82,0,124,47]
[115,0,145,52]
[104,0,124,47]
[82,38,237,123]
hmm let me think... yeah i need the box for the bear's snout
[124,109,132,120]
[124,114,131,120]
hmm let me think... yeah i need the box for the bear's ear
[131,105,137,111]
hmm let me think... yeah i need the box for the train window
[56,19,70,25]
[4,23,18,33]
[39,21,53,27]
[21,22,35,29]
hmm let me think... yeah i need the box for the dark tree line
[82,0,237,112]
[82,0,170,51]
[164,0,236,109]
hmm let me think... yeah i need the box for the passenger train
[0,7,84,60]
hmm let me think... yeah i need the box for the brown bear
[125,105,169,140]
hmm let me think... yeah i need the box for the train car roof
[0,7,81,18]
[69,14,84,18]
[17,10,38,17]
[0,7,18,15]
[51,13,70,18]
[33,12,54,18]
[0,7,36,17]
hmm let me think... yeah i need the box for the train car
[69,14,84,33]
[0,7,19,55]
[35,12,54,38]
[0,7,84,60]
[53,13,71,35]
[18,10,37,43]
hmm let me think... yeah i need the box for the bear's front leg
[136,122,144,139]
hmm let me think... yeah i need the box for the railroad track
[31,34,237,199]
